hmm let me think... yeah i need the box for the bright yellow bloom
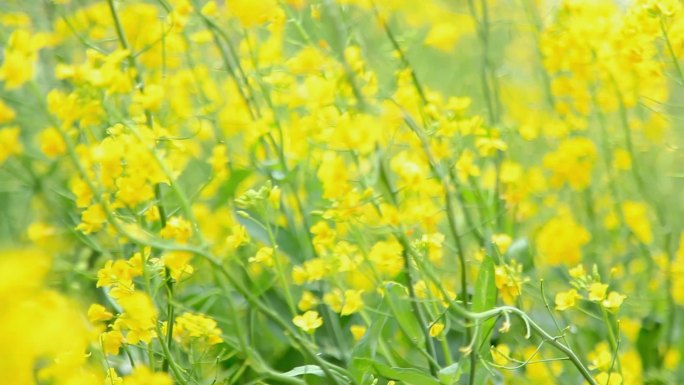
[369,240,404,277]
[0,99,16,123]
[173,312,223,347]
[87,304,113,323]
[101,330,124,355]
[621,201,653,244]
[39,127,66,157]
[324,288,364,315]
[227,224,250,249]
[293,310,323,333]
[350,325,367,341]
[121,366,172,385]
[249,246,275,267]
[0,126,22,165]
[588,283,609,302]
[429,322,445,338]
[162,251,194,280]
[76,204,107,234]
[536,212,590,266]
[555,289,580,311]
[602,292,626,312]
[298,291,319,311]
[543,137,597,190]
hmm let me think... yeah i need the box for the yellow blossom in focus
[293,310,323,333]
[555,289,580,311]
[173,312,223,347]
[588,283,608,302]
[87,304,113,323]
[429,322,445,337]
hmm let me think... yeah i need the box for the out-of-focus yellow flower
[621,201,653,244]
[39,127,66,157]
[324,288,364,315]
[536,212,590,266]
[0,126,22,165]
[350,324,367,341]
[298,291,319,311]
[602,292,626,312]
[121,366,172,385]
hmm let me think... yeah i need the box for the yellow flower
[121,366,172,385]
[249,246,275,267]
[116,175,155,207]
[311,221,336,248]
[588,283,609,302]
[602,292,626,312]
[594,372,622,385]
[429,322,445,338]
[160,216,193,243]
[292,310,323,333]
[173,312,223,347]
[455,149,480,182]
[369,240,404,277]
[536,212,590,266]
[0,99,16,123]
[87,304,113,323]
[350,325,366,341]
[555,289,580,311]
[621,201,653,244]
[543,137,597,190]
[39,127,66,157]
[0,126,22,165]
[297,291,318,311]
[161,251,194,280]
[569,264,586,279]
[612,149,631,171]
[75,204,107,234]
[116,291,158,344]
[101,330,124,355]
[588,342,613,371]
[227,224,250,249]
[494,261,528,305]
[491,233,513,254]
[324,288,364,315]
[424,22,462,52]
[491,344,511,366]
[317,151,351,200]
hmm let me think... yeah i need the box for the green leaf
[354,358,440,385]
[385,282,423,344]
[438,362,462,385]
[472,254,496,314]
[349,288,391,384]
[471,254,497,385]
